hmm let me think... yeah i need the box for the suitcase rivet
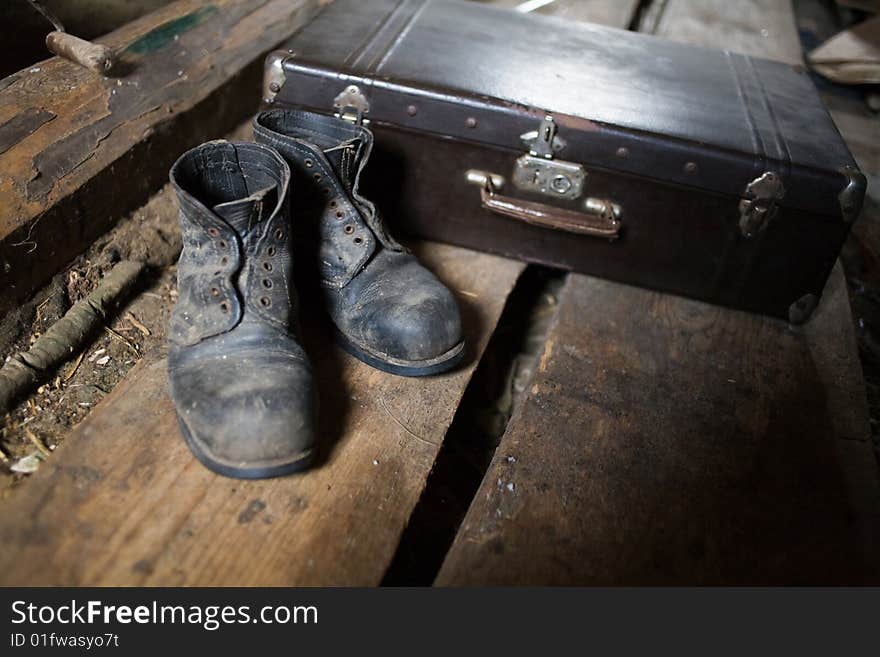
[684,161,698,174]
[269,82,281,93]
[615,147,629,159]
[407,105,418,116]
[466,117,478,129]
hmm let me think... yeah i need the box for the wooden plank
[648,0,805,66]
[436,266,880,585]
[438,0,878,584]
[480,0,639,28]
[0,0,328,316]
[0,245,524,586]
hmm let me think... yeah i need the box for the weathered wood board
[479,0,639,28]
[0,0,329,316]
[0,244,524,586]
[436,265,879,585]
[647,0,804,66]
[437,0,878,585]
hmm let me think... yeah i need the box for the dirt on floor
[0,183,182,498]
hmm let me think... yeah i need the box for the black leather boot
[253,108,464,377]
[168,140,315,479]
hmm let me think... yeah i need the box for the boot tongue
[212,185,278,235]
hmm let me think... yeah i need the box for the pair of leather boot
[166,109,463,479]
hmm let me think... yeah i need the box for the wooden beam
[0,0,328,316]
[0,245,524,585]
[437,264,879,584]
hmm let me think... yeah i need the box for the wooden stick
[45,32,115,74]
[0,260,144,414]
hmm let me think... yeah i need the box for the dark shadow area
[381,265,565,585]
[1,0,173,79]
[793,0,880,468]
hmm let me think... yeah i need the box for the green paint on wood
[123,5,218,56]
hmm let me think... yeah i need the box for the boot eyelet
[335,210,344,219]
[207,227,220,237]
[329,200,337,208]
[321,187,331,196]
[353,237,363,245]
[263,262,273,272]
[267,246,277,257]
[210,286,220,296]
[305,158,313,167]
[274,229,284,239]
[313,173,322,182]
[259,296,272,308]
[344,225,354,234]
[262,278,273,289]
[219,240,227,248]
[219,301,230,313]
[220,256,229,266]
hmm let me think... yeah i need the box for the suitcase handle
[467,170,622,240]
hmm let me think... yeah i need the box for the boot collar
[254,109,402,253]
[169,141,293,346]
[170,140,290,229]
[255,108,370,188]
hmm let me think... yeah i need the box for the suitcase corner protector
[839,164,867,224]
[264,50,293,104]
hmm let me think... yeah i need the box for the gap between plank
[382,265,566,586]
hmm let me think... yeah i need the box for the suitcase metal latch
[739,171,785,238]
[515,116,585,201]
[333,85,370,125]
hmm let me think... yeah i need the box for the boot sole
[175,415,314,480]
[332,327,466,377]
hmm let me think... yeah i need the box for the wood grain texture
[479,0,639,27]
[436,265,879,585]
[649,0,805,66]
[0,244,524,586]
[0,0,328,315]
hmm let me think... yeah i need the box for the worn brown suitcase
[264,0,866,323]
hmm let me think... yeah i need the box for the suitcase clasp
[739,171,785,238]
[516,116,585,201]
[333,85,370,125]
[521,115,565,159]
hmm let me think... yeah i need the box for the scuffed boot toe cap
[169,349,316,478]
[364,291,463,364]
[332,250,465,375]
